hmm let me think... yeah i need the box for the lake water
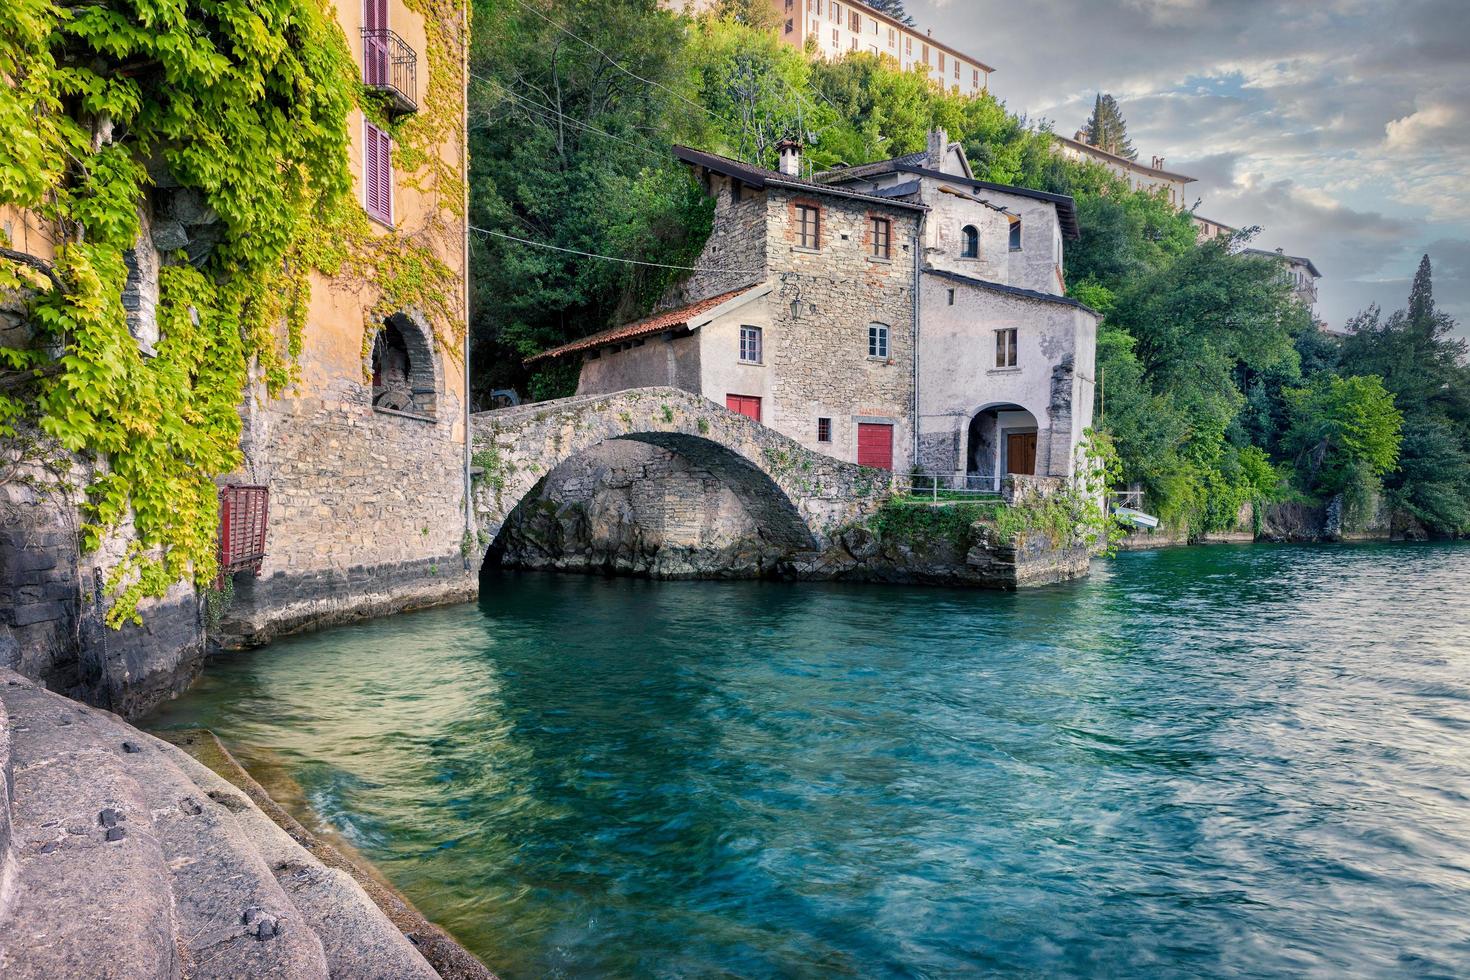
[146,543,1470,978]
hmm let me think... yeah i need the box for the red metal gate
[217,485,269,585]
[857,422,894,470]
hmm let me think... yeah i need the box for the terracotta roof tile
[526,286,758,364]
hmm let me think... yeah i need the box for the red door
[726,394,761,422]
[857,422,894,470]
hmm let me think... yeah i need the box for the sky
[907,0,1469,333]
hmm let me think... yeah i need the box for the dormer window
[961,225,979,259]
[1008,217,1022,251]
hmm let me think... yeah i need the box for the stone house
[819,130,1099,487]
[0,0,471,710]
[533,140,926,473]
[535,131,1099,487]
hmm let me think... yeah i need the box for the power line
[501,0,726,127]
[469,72,671,165]
[471,225,765,275]
[471,225,916,296]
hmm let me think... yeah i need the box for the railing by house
[217,485,269,586]
[901,473,1003,501]
[361,28,417,116]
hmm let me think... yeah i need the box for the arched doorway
[966,404,1039,491]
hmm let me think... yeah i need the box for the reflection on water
[147,543,1470,978]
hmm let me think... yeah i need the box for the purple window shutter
[364,123,392,225]
[363,0,388,86]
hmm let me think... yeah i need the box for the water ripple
[147,542,1470,978]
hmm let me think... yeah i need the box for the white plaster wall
[698,295,775,414]
[577,333,700,396]
[982,189,1066,296]
[917,276,1095,480]
[919,183,1010,283]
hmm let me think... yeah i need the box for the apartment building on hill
[668,0,993,95]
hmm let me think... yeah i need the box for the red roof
[526,286,757,364]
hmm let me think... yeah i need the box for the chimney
[927,128,948,169]
[1074,129,1089,144]
[776,137,803,177]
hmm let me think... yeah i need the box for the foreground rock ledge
[0,669,485,979]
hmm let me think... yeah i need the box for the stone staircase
[0,669,443,979]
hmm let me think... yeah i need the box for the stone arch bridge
[470,387,893,566]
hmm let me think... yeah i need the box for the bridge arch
[471,387,888,571]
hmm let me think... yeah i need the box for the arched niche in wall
[369,311,439,419]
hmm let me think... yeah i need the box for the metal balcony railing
[361,28,418,116]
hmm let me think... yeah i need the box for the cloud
[1384,103,1465,152]
[903,0,1469,333]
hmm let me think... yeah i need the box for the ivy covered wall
[0,0,469,641]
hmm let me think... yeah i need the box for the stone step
[142,733,441,980]
[0,670,444,979]
[97,724,331,979]
[0,678,179,979]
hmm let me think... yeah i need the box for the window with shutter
[364,121,393,225]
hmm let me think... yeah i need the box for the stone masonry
[472,386,894,560]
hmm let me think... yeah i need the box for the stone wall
[221,369,475,647]
[660,172,769,310]
[493,440,792,578]
[763,187,920,471]
[0,441,204,718]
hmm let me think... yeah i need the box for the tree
[1083,93,1136,160]
[858,0,916,27]
[1283,375,1403,499]
[469,0,711,400]
[709,0,782,30]
[1338,256,1470,533]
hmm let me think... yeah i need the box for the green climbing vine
[0,0,467,626]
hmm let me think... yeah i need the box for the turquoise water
[147,544,1470,978]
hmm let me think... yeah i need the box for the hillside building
[1243,247,1322,312]
[534,131,1099,489]
[1054,131,1196,210]
[668,0,993,95]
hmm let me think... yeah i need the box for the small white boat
[1113,506,1161,529]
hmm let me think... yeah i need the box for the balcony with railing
[361,28,418,116]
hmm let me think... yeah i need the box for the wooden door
[725,394,761,423]
[857,422,894,470]
[1006,432,1037,475]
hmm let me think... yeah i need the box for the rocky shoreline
[0,670,494,979]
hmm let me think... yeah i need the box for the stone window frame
[868,322,890,360]
[367,310,441,422]
[960,224,980,259]
[791,198,823,251]
[739,324,763,365]
[817,417,832,443]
